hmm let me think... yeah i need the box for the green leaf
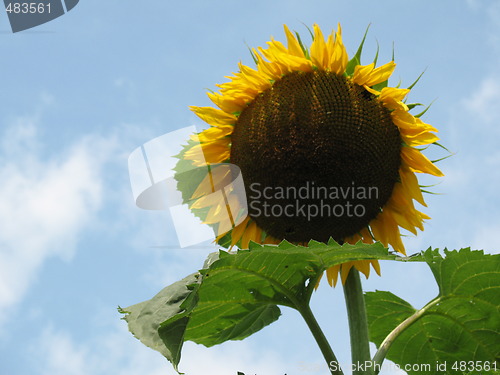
[162,241,396,351]
[123,240,397,373]
[120,273,200,373]
[173,139,208,204]
[366,248,500,375]
[365,291,415,345]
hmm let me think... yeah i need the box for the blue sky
[1,1,499,374]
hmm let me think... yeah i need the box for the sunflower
[180,24,444,286]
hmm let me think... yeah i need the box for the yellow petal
[190,192,224,209]
[354,260,371,279]
[378,87,411,110]
[401,147,444,177]
[255,49,283,80]
[267,49,312,73]
[392,211,421,234]
[258,43,312,74]
[391,191,425,231]
[237,62,272,92]
[380,87,410,102]
[190,165,232,199]
[359,227,374,244]
[207,91,246,114]
[183,138,231,166]
[370,260,381,276]
[340,262,354,285]
[386,183,432,235]
[191,125,233,143]
[329,23,348,75]
[370,216,387,248]
[383,210,407,255]
[370,210,406,255]
[284,25,305,58]
[204,201,230,224]
[364,85,380,96]
[230,216,251,248]
[353,61,396,87]
[391,110,438,134]
[314,272,323,290]
[310,24,328,69]
[414,117,438,133]
[401,130,440,147]
[352,63,375,85]
[267,37,288,54]
[190,106,237,126]
[240,220,260,249]
[326,265,340,287]
[217,216,235,235]
[366,61,397,86]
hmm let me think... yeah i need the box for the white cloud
[0,122,114,328]
[464,77,500,123]
[465,0,500,23]
[472,223,500,254]
[34,324,166,375]
[445,76,500,254]
[33,322,288,375]
[180,341,287,375]
[37,328,89,375]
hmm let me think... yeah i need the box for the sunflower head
[178,24,444,286]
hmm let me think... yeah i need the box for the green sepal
[301,22,314,42]
[345,24,370,76]
[407,69,427,90]
[431,152,454,163]
[406,103,423,111]
[295,29,311,60]
[371,79,389,91]
[246,43,258,65]
[432,141,453,153]
[372,39,380,66]
[414,100,435,118]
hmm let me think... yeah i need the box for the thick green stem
[343,268,374,375]
[299,304,344,375]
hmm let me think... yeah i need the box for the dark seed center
[230,70,401,242]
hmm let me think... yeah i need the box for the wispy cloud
[437,72,500,254]
[33,322,288,375]
[0,121,114,329]
[464,76,500,124]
